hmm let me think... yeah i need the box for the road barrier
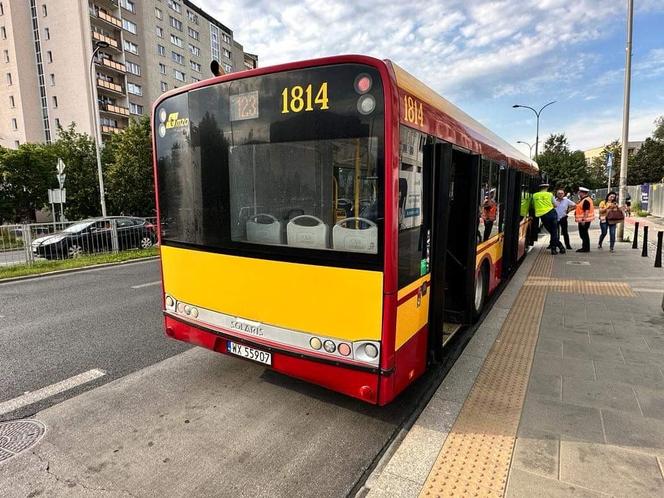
[0,216,157,268]
[632,222,639,249]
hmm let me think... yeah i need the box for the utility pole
[618,0,633,242]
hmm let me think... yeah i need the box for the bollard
[632,222,639,249]
[641,225,649,257]
[656,231,663,268]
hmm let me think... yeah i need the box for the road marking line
[632,287,664,293]
[0,369,106,416]
[131,280,161,289]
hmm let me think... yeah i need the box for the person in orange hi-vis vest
[481,189,497,242]
[575,187,595,252]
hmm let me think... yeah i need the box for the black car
[31,217,157,259]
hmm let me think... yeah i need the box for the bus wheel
[473,265,488,320]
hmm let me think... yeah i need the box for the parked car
[31,217,157,259]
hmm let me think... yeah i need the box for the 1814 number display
[281,82,329,113]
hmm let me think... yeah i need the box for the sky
[198,0,664,154]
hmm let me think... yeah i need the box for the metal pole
[535,113,540,159]
[59,200,64,222]
[641,225,648,257]
[89,44,108,217]
[632,221,639,248]
[51,201,56,230]
[655,231,663,268]
[618,0,633,242]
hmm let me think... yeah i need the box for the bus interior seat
[246,214,282,244]
[332,217,377,253]
[286,215,329,249]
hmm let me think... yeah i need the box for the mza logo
[158,108,189,137]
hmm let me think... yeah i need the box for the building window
[11,118,17,129]
[9,95,14,107]
[129,102,143,115]
[191,76,200,83]
[55,118,60,128]
[210,25,219,61]
[223,48,231,59]
[123,40,139,54]
[155,8,163,19]
[6,72,11,85]
[44,27,49,40]
[156,26,163,37]
[171,51,184,65]
[122,19,137,34]
[222,33,231,44]
[47,50,53,63]
[223,63,232,73]
[170,16,182,31]
[160,81,168,92]
[120,0,135,13]
[174,69,185,82]
[52,96,58,107]
[188,27,199,40]
[126,61,141,76]
[14,140,19,148]
[157,44,166,56]
[167,0,181,13]
[170,34,183,47]
[3,49,8,62]
[190,60,201,72]
[42,4,47,16]
[50,73,55,85]
[159,63,166,74]
[189,44,200,57]
[127,82,142,95]
[0,3,4,16]
[1,26,6,39]
[187,10,198,24]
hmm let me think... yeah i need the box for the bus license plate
[227,341,272,365]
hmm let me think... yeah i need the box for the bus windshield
[155,64,385,266]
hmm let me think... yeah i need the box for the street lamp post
[516,140,535,159]
[89,40,109,218]
[512,101,556,159]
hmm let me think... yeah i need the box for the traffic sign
[56,158,65,175]
[48,188,67,204]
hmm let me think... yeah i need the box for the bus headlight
[310,337,322,350]
[364,343,378,358]
[165,295,175,309]
[323,340,336,353]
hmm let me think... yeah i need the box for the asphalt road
[0,260,189,421]
[0,259,436,497]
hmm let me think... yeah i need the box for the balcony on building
[99,102,129,117]
[95,56,126,74]
[100,124,123,135]
[92,30,120,50]
[90,5,122,29]
[97,77,124,95]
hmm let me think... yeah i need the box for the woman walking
[598,192,623,252]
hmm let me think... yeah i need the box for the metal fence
[592,183,664,217]
[0,217,158,268]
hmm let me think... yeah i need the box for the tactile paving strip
[420,250,552,498]
[524,278,636,297]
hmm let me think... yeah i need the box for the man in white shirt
[554,189,576,250]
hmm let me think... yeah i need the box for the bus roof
[388,61,538,174]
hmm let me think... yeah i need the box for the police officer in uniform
[533,183,565,255]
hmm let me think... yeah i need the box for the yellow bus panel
[396,275,430,350]
[161,246,384,341]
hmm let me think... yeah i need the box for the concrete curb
[0,256,160,284]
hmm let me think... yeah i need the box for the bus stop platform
[364,227,664,498]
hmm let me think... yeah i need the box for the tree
[589,140,621,188]
[652,116,664,142]
[628,138,664,185]
[0,143,56,222]
[536,134,597,192]
[51,124,104,220]
[105,116,155,216]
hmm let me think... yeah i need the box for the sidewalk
[364,225,664,498]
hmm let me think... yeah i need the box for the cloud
[565,109,660,150]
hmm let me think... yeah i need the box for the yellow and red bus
[152,55,538,405]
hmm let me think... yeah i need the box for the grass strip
[0,247,158,280]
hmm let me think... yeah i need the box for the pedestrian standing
[481,190,497,242]
[533,183,565,255]
[554,189,575,250]
[575,187,595,252]
[598,192,623,252]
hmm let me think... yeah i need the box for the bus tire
[472,263,488,320]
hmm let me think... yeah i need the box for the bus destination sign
[230,91,259,121]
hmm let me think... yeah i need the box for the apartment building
[0,0,256,149]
